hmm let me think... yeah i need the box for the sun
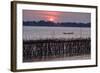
[49,18,54,22]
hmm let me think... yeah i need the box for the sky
[23,10,91,23]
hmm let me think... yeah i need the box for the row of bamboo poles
[23,38,90,62]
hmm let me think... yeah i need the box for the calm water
[23,26,90,40]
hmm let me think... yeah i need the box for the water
[23,26,91,62]
[23,26,90,40]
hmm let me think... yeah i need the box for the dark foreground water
[23,38,91,62]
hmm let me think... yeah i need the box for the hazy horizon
[23,10,91,23]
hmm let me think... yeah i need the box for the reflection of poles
[51,31,55,39]
[80,27,82,38]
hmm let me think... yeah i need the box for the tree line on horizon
[23,20,91,27]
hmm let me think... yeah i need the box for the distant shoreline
[23,21,91,27]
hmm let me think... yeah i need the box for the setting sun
[49,18,54,22]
